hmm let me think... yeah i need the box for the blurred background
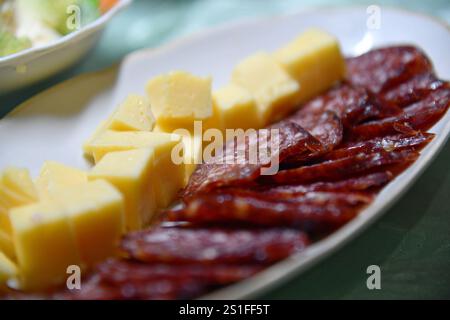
[1,0,450,299]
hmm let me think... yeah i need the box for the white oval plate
[0,0,131,93]
[0,7,449,299]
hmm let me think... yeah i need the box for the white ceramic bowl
[0,0,132,93]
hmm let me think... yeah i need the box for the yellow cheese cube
[232,52,299,124]
[274,28,346,103]
[83,96,155,158]
[10,202,81,291]
[146,71,213,129]
[213,83,262,130]
[36,161,87,198]
[0,229,15,260]
[51,180,125,266]
[2,167,38,202]
[108,94,155,131]
[85,130,182,163]
[89,148,159,230]
[0,251,17,286]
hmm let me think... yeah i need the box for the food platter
[0,7,449,299]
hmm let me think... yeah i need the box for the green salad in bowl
[0,0,118,57]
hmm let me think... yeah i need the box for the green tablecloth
[1,0,450,299]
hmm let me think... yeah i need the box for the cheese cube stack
[52,180,125,266]
[9,180,124,290]
[232,52,300,124]
[0,251,17,286]
[89,149,157,230]
[213,83,262,130]
[146,71,213,130]
[35,161,87,198]
[274,28,346,104]
[90,146,185,230]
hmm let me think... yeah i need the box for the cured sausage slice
[322,132,433,161]
[346,46,432,93]
[268,150,419,185]
[182,121,322,198]
[121,227,310,265]
[350,88,450,140]
[97,259,263,286]
[382,73,445,107]
[168,192,370,232]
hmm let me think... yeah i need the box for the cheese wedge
[213,83,262,130]
[0,251,17,286]
[84,130,182,163]
[51,180,125,266]
[274,28,346,103]
[35,161,87,198]
[10,201,81,291]
[2,167,38,202]
[232,52,300,124]
[89,148,159,230]
[146,71,213,130]
[108,94,155,131]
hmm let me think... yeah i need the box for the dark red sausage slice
[346,46,433,93]
[121,227,309,265]
[261,171,393,193]
[350,87,450,140]
[97,259,263,286]
[382,73,445,107]
[294,83,399,127]
[322,132,434,161]
[168,192,369,232]
[182,121,322,198]
[62,275,207,300]
[268,150,419,185]
[289,111,344,151]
